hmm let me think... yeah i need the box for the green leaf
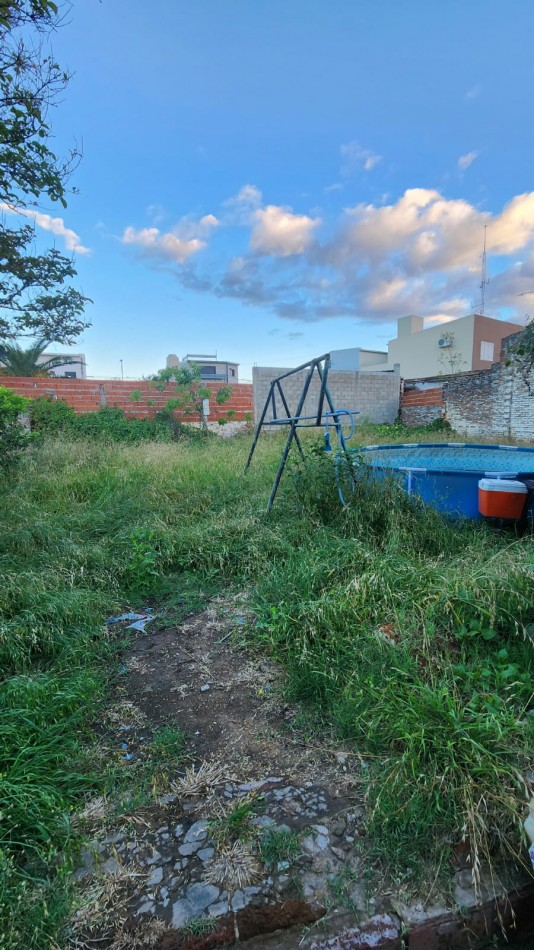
[481,628,497,640]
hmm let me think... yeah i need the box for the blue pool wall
[354,443,534,520]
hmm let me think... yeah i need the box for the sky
[8,0,534,379]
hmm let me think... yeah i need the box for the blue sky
[14,0,534,378]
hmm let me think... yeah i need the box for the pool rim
[353,441,534,478]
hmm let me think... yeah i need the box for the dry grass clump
[173,759,233,797]
[205,841,261,891]
[68,860,146,949]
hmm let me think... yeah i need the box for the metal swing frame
[245,353,359,510]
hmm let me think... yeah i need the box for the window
[64,371,77,378]
[201,365,216,375]
[230,368,235,377]
[480,341,494,362]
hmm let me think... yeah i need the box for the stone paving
[75,772,373,944]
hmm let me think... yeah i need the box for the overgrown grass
[28,398,208,444]
[254,452,534,890]
[0,426,533,946]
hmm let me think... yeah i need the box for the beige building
[387,313,523,379]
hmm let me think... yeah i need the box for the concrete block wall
[253,366,401,426]
[0,377,254,422]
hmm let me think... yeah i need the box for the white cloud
[122,226,206,263]
[340,141,382,176]
[222,184,263,225]
[175,213,219,240]
[124,187,534,327]
[121,212,218,264]
[489,192,534,253]
[250,205,320,257]
[458,151,478,171]
[330,189,534,274]
[225,184,263,208]
[0,202,91,254]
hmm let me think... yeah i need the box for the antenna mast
[479,225,489,315]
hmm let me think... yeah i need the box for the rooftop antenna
[479,225,489,315]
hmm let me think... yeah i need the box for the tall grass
[0,436,281,947]
[254,453,534,889]
[0,429,532,946]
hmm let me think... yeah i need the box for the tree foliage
[505,321,534,395]
[152,364,232,431]
[0,335,82,374]
[0,0,91,342]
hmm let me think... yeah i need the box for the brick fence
[400,386,445,426]
[0,377,254,422]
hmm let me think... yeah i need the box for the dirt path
[70,601,530,950]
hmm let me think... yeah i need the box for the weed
[174,760,229,798]
[149,725,187,765]
[127,528,161,596]
[259,828,301,865]
[209,793,263,844]
[184,916,218,936]
[205,841,261,889]
[327,865,361,914]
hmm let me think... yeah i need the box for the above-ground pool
[354,442,534,519]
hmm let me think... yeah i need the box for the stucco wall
[389,314,476,378]
[388,314,523,379]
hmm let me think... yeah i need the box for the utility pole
[479,225,489,315]
[120,359,124,380]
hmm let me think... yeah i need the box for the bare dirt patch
[120,603,358,783]
[69,601,375,948]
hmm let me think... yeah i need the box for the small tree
[152,364,231,432]
[437,332,467,374]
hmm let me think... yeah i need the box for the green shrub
[0,386,30,469]
[28,399,206,444]
[28,396,75,434]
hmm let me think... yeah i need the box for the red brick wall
[401,386,444,426]
[0,377,254,421]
